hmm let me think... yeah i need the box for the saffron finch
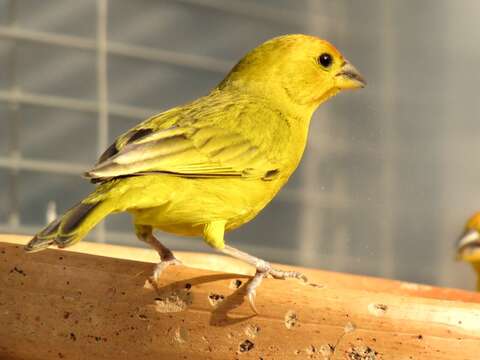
[457,212,480,290]
[26,34,366,311]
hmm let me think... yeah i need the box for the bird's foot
[152,257,183,283]
[246,260,308,313]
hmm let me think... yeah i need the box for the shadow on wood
[1,234,480,359]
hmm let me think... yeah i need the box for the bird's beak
[335,61,366,90]
[456,229,480,260]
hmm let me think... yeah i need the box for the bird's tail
[25,199,113,252]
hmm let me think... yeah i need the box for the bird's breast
[129,175,283,236]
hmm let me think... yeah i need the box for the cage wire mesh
[0,0,478,290]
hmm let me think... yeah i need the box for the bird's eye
[317,53,333,69]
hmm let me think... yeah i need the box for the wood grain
[1,234,479,360]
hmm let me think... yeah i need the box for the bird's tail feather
[25,200,112,252]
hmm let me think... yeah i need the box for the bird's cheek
[312,79,339,105]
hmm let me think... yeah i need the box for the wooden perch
[1,234,480,360]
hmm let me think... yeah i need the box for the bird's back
[86,88,310,235]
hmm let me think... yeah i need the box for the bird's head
[219,34,366,115]
[457,212,480,264]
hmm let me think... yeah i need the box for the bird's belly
[128,176,282,237]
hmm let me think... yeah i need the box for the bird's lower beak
[456,229,480,260]
[335,61,366,90]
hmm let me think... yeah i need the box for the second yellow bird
[457,212,480,290]
[26,34,365,311]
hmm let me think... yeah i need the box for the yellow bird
[456,212,480,290]
[26,34,365,311]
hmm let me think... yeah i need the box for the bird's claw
[269,268,308,283]
[246,270,266,314]
[247,289,258,314]
[153,258,183,283]
[246,262,308,313]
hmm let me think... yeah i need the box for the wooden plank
[1,234,480,359]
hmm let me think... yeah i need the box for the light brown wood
[1,234,480,360]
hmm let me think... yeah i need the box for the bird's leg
[135,225,182,282]
[204,221,307,312]
[220,245,308,313]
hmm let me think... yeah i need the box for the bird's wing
[86,97,285,181]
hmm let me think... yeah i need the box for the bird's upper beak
[335,61,366,90]
[456,229,480,261]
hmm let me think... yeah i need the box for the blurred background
[0,0,479,289]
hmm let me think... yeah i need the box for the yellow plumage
[457,212,480,290]
[26,34,365,310]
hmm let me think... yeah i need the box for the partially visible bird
[456,212,480,290]
[25,34,366,312]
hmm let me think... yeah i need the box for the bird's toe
[152,257,183,283]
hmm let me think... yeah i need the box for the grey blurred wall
[0,0,479,290]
